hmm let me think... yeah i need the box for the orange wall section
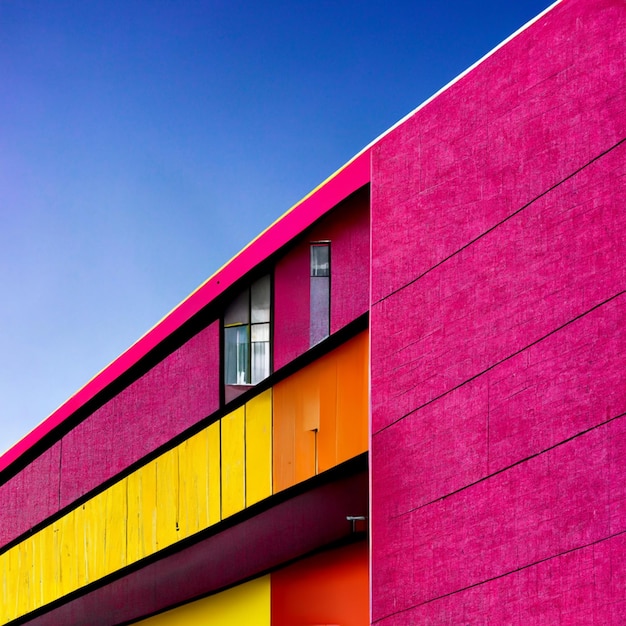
[271,541,369,626]
[273,331,369,492]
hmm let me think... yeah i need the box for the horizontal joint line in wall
[373,136,626,306]
[372,525,626,624]
[375,289,626,435]
[391,409,626,520]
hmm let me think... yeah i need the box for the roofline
[349,0,563,162]
[0,0,563,475]
[0,150,370,475]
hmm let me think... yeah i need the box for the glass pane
[310,244,330,277]
[251,323,270,342]
[224,326,249,385]
[251,275,271,323]
[224,290,250,326]
[310,276,330,346]
[251,340,270,384]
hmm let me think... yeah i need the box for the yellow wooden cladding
[207,420,222,523]
[246,389,273,506]
[134,575,271,625]
[221,405,246,518]
[0,332,368,624]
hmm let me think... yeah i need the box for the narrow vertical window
[224,275,271,403]
[250,275,271,384]
[310,242,330,346]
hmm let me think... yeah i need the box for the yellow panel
[38,522,58,607]
[104,479,128,574]
[127,462,144,564]
[15,539,31,616]
[51,517,66,598]
[128,460,159,562]
[134,575,271,626]
[208,419,222,524]
[55,511,78,598]
[178,427,210,538]
[3,545,18,622]
[141,463,158,554]
[245,389,273,506]
[83,488,109,583]
[0,550,9,623]
[221,406,245,517]
[73,504,88,588]
[155,448,180,550]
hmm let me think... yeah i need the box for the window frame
[223,274,272,403]
[309,241,331,347]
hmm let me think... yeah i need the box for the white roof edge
[351,0,564,160]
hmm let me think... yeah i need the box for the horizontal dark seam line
[372,526,626,623]
[373,135,626,306]
[391,409,626,520]
[374,288,626,435]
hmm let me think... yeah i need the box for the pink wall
[0,442,61,547]
[274,187,369,371]
[0,152,369,478]
[370,0,626,623]
[0,322,220,548]
[0,182,369,550]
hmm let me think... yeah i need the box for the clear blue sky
[0,0,554,456]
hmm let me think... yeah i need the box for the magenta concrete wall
[0,321,219,548]
[274,187,369,370]
[370,0,626,623]
[0,442,61,547]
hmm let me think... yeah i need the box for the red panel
[371,141,626,433]
[370,0,626,305]
[59,321,220,507]
[0,442,61,548]
[271,541,369,626]
[0,152,370,476]
[372,417,626,621]
[22,469,368,626]
[274,187,370,371]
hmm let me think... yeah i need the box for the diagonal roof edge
[0,0,562,475]
[0,150,370,475]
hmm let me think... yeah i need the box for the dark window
[310,242,330,346]
[224,275,271,402]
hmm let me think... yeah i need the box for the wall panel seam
[372,136,626,306]
[374,289,626,435]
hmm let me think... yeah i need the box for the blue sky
[0,0,554,456]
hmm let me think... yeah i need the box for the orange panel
[335,330,369,464]
[272,378,298,492]
[273,331,369,492]
[316,354,338,473]
[293,364,319,484]
[271,541,369,626]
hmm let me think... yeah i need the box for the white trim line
[352,0,564,159]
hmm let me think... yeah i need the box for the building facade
[1,0,625,623]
